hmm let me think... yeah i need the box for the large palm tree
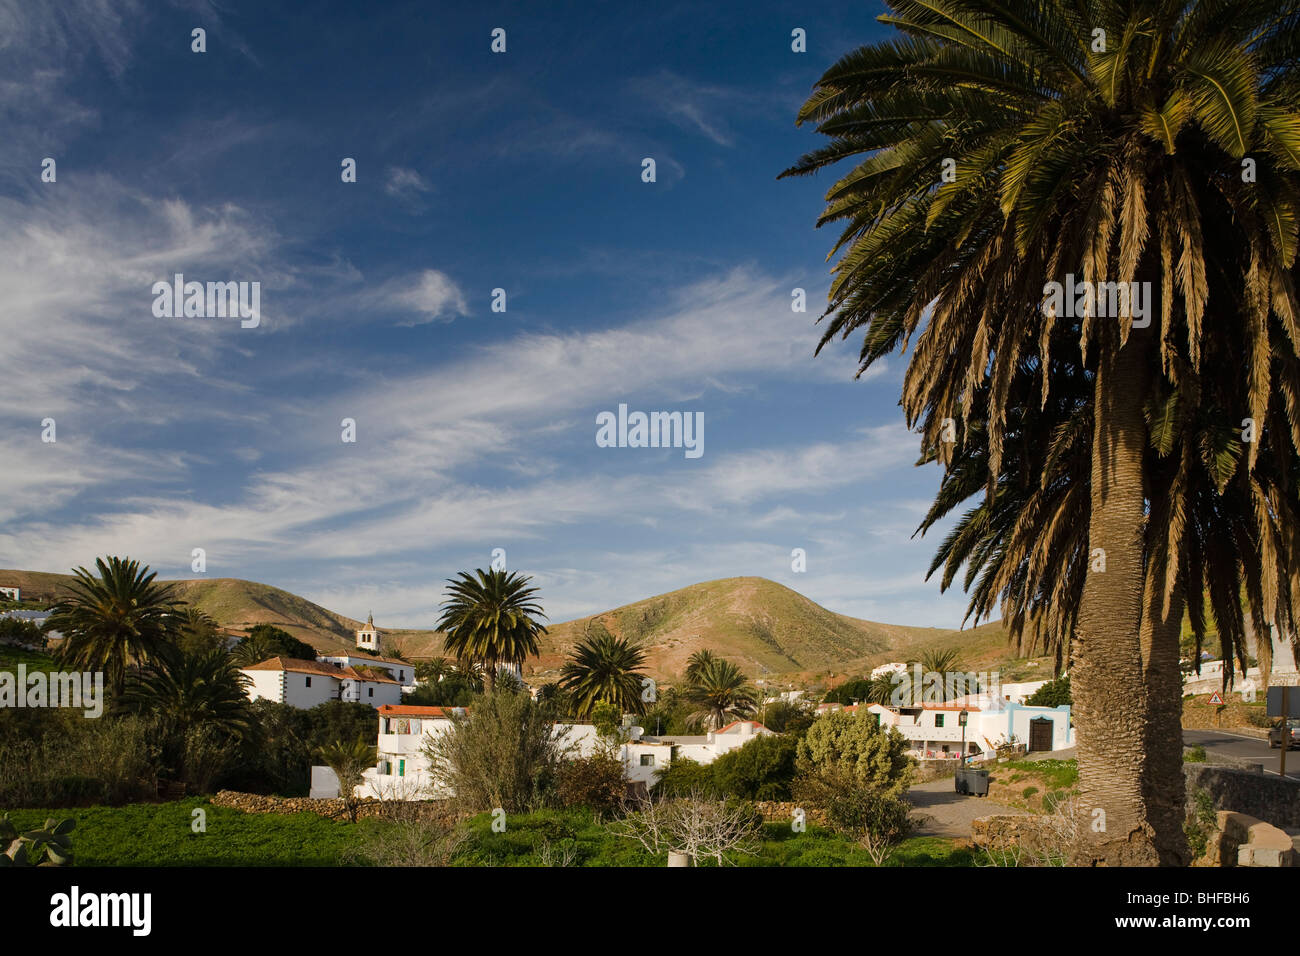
[435,569,547,694]
[784,0,1300,865]
[559,631,648,718]
[684,657,758,731]
[46,556,181,695]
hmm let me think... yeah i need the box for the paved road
[906,776,1025,838]
[1183,728,1300,779]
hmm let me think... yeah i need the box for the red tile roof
[241,657,399,684]
[377,705,463,718]
[715,720,770,735]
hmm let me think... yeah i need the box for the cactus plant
[0,814,75,866]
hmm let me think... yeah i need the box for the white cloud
[383,166,433,200]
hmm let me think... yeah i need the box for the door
[1028,717,1054,753]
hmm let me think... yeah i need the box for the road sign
[1208,691,1224,705]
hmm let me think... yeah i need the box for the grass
[998,758,1078,790]
[449,807,974,867]
[5,798,365,866]
[0,646,57,671]
[5,800,976,867]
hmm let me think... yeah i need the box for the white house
[999,680,1050,704]
[240,656,402,709]
[347,707,777,800]
[855,694,1073,761]
[0,587,20,601]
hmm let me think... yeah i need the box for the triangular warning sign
[1208,691,1224,705]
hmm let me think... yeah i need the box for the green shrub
[711,734,799,800]
[1184,745,1207,763]
[556,752,626,818]
[652,758,721,798]
[1022,786,1039,798]
[1184,788,1217,859]
[423,690,567,813]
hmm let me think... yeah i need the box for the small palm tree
[435,569,547,694]
[684,657,758,731]
[416,657,453,683]
[118,645,254,738]
[684,649,717,682]
[559,632,648,718]
[230,632,279,667]
[319,736,377,823]
[46,556,181,695]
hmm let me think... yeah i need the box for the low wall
[211,790,457,823]
[1184,765,1300,829]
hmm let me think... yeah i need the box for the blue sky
[0,0,984,631]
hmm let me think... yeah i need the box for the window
[398,759,405,777]
[934,713,944,727]
[640,754,655,767]
[305,676,312,688]
[368,687,374,698]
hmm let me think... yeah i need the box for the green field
[5,800,974,867]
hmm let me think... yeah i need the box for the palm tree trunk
[1140,555,1189,866]
[1072,331,1160,865]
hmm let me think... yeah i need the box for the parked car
[1268,718,1300,749]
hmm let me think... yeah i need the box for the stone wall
[211,790,457,823]
[753,801,826,826]
[1184,765,1300,828]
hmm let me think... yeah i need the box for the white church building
[239,613,409,709]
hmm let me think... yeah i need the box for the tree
[556,752,627,819]
[232,624,317,665]
[415,657,454,683]
[435,569,547,694]
[46,557,180,695]
[559,630,648,718]
[783,0,1300,864]
[1026,675,1072,708]
[0,617,45,649]
[683,657,758,731]
[172,607,226,657]
[423,689,568,813]
[118,645,254,739]
[761,698,815,735]
[318,736,376,823]
[823,678,872,705]
[795,710,914,803]
[711,734,800,800]
[825,782,915,866]
[684,649,718,682]
[611,793,762,867]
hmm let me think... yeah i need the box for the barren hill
[0,568,1039,682]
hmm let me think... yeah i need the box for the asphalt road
[1183,728,1300,779]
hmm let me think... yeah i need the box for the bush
[652,758,721,799]
[822,679,871,705]
[1024,674,1071,707]
[823,780,915,866]
[1183,745,1207,763]
[0,713,163,808]
[424,690,568,813]
[711,734,799,800]
[795,710,914,805]
[556,752,627,818]
[1022,786,1039,798]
